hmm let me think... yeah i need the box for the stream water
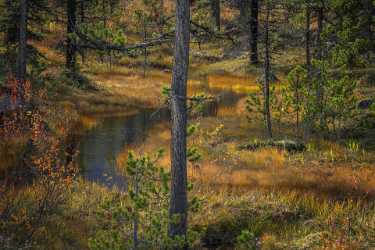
[77,75,252,188]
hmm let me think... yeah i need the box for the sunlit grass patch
[193,189,375,249]
[185,115,375,201]
[193,55,251,76]
[31,42,64,65]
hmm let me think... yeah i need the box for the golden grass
[192,117,375,200]
[207,74,259,93]
[191,156,375,201]
[112,111,375,202]
[192,187,375,249]
[32,42,64,65]
[193,56,251,76]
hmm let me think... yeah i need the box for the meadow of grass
[4,135,374,249]
[111,106,375,249]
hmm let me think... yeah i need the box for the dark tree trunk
[305,4,311,76]
[264,0,272,139]
[80,0,86,64]
[3,0,18,78]
[316,4,324,128]
[365,0,374,62]
[18,0,28,86]
[4,0,15,46]
[303,0,312,141]
[238,0,250,32]
[159,0,165,32]
[169,0,190,241]
[79,0,85,28]
[249,0,259,64]
[109,0,115,14]
[211,0,221,31]
[143,16,147,78]
[66,0,77,77]
[316,7,323,61]
[102,0,107,26]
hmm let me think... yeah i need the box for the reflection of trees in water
[124,108,170,146]
[77,86,242,188]
[77,108,171,188]
[218,90,240,107]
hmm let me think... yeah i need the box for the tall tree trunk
[316,6,323,62]
[133,174,139,250]
[4,0,14,46]
[238,0,250,32]
[264,0,272,138]
[159,0,165,33]
[109,0,115,14]
[143,16,147,78]
[66,0,77,77]
[303,0,312,141]
[249,0,259,64]
[80,0,86,65]
[365,0,374,62]
[18,0,28,87]
[316,3,324,128]
[169,0,190,241]
[211,0,221,31]
[305,3,311,76]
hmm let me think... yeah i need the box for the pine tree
[249,0,259,64]
[169,0,191,242]
[66,0,77,78]
[17,0,27,86]
[210,0,220,31]
[263,0,272,138]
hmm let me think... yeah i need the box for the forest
[0,0,375,249]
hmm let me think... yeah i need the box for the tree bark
[66,0,77,77]
[159,0,165,32]
[249,0,259,64]
[365,0,374,62]
[316,7,323,61]
[18,0,28,86]
[303,0,312,141]
[169,0,190,241]
[211,0,221,31]
[143,16,147,78]
[238,0,250,32]
[305,3,311,76]
[4,0,15,46]
[264,0,272,139]
[316,3,324,128]
[80,0,86,64]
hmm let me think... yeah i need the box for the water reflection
[78,74,255,188]
[78,108,170,188]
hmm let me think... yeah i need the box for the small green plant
[246,86,276,120]
[283,65,308,133]
[89,150,173,249]
[89,149,202,249]
[236,230,258,250]
[346,140,360,153]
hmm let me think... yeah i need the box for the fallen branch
[74,20,238,54]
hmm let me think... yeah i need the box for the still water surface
[78,75,251,188]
